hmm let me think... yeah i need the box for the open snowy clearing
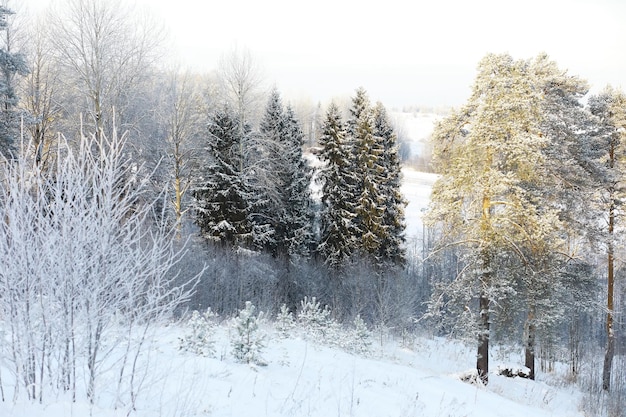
[0,323,585,417]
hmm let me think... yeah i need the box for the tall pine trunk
[524,305,536,380]
[603,199,615,390]
[477,288,490,384]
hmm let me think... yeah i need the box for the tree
[588,86,626,391]
[157,70,203,233]
[426,53,585,383]
[317,102,358,268]
[21,15,62,166]
[249,89,314,258]
[194,105,252,247]
[372,101,407,267]
[47,0,163,141]
[0,4,27,156]
[217,45,265,136]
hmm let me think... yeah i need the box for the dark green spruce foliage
[252,89,314,257]
[318,102,359,268]
[319,88,406,269]
[0,6,27,156]
[194,107,252,246]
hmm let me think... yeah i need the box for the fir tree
[318,102,358,268]
[194,106,252,247]
[0,6,27,156]
[372,101,407,266]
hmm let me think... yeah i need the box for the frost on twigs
[178,308,218,357]
[231,301,267,366]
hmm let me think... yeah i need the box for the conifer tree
[0,5,27,156]
[318,102,358,268]
[281,105,315,257]
[252,89,314,258]
[194,106,251,247]
[426,53,588,383]
[588,86,626,391]
[372,101,407,266]
[351,92,387,260]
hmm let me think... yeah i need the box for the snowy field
[0,322,585,417]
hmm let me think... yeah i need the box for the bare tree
[217,45,265,134]
[46,0,165,141]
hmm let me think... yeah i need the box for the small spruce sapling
[231,301,266,365]
[178,308,218,357]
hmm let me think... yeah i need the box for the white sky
[22,0,626,108]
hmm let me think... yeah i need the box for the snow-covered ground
[0,112,588,416]
[0,322,584,417]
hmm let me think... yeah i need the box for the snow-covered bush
[179,308,218,357]
[231,301,266,365]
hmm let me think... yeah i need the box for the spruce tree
[281,105,314,257]
[0,6,27,156]
[194,106,251,247]
[372,101,407,266]
[351,92,387,260]
[253,89,314,258]
[318,102,358,268]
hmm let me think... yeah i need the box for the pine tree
[318,102,358,268]
[426,53,586,383]
[194,106,252,247]
[587,86,626,391]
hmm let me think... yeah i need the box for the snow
[0,323,584,417]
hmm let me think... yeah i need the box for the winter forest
[0,0,625,416]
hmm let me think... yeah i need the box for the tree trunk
[603,198,615,390]
[477,289,490,384]
[524,306,536,380]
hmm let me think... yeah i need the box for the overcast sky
[26,0,626,108]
